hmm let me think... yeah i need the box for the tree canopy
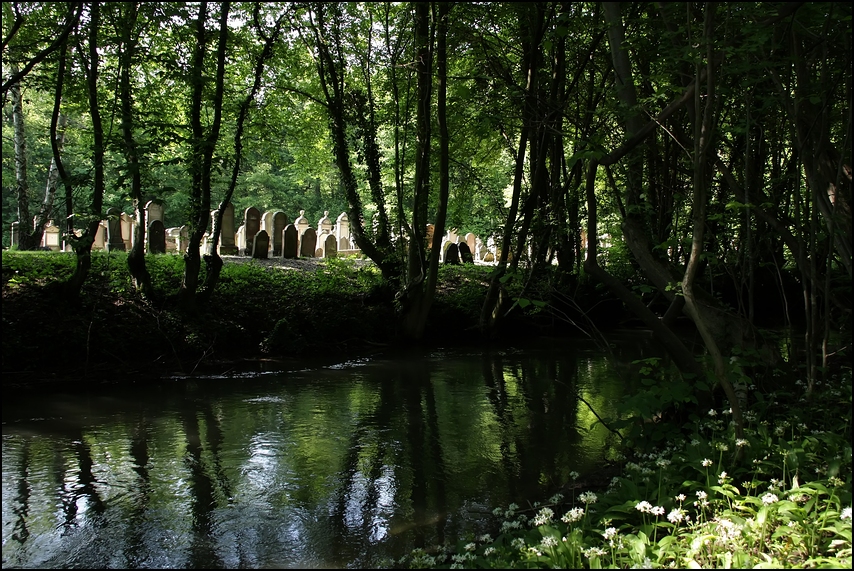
[2,2,851,414]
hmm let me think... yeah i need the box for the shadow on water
[2,333,660,568]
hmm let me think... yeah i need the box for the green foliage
[398,366,853,569]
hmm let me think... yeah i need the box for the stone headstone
[324,233,337,258]
[261,211,275,233]
[92,221,107,250]
[459,241,474,264]
[335,212,350,249]
[300,227,317,257]
[272,212,288,256]
[444,242,460,265]
[106,208,126,251]
[294,209,309,238]
[465,233,476,253]
[42,221,61,251]
[148,220,166,254]
[282,224,298,259]
[10,221,20,248]
[425,224,435,249]
[252,229,270,259]
[176,225,189,252]
[145,200,164,225]
[219,203,238,255]
[318,211,333,235]
[483,251,495,263]
[120,212,135,249]
[243,207,261,255]
[165,227,181,251]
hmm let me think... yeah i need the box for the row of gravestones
[18,199,503,264]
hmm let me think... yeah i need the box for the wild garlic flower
[708,409,718,416]
[561,507,584,523]
[464,542,477,552]
[702,458,713,467]
[579,491,598,504]
[483,547,496,556]
[841,507,852,520]
[549,493,564,504]
[603,527,618,539]
[569,470,580,480]
[532,507,554,526]
[635,501,653,513]
[675,493,686,502]
[667,508,685,523]
[735,438,749,447]
[651,505,665,516]
[761,492,779,505]
[718,471,729,484]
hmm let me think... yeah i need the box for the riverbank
[2,250,622,389]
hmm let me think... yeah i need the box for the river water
[2,333,659,568]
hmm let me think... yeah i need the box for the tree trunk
[118,2,153,298]
[10,69,32,250]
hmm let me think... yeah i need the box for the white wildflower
[702,458,713,467]
[579,491,598,504]
[761,492,779,505]
[561,507,585,524]
[840,507,851,520]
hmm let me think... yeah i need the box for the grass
[396,365,852,569]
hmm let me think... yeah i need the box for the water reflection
[2,336,655,568]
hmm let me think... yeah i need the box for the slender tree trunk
[10,68,32,250]
[118,2,153,298]
[179,1,229,312]
[65,1,104,300]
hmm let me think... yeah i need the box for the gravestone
[483,251,495,263]
[252,230,270,259]
[176,225,189,252]
[324,233,337,258]
[120,212,135,250]
[444,242,460,265]
[243,207,261,255]
[318,211,333,235]
[459,241,474,264]
[294,210,309,239]
[300,227,317,257]
[465,233,476,254]
[43,221,61,251]
[10,221,19,248]
[145,200,164,225]
[335,212,350,249]
[92,221,107,250]
[219,203,239,255]
[272,212,288,256]
[165,227,181,251]
[425,224,435,249]
[148,220,166,254]
[261,211,275,234]
[282,224,298,259]
[106,208,126,251]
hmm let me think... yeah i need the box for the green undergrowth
[395,364,853,569]
[3,251,562,380]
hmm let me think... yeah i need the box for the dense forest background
[2,3,851,404]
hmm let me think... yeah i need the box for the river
[2,333,659,568]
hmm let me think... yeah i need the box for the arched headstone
[272,212,288,256]
[335,212,350,249]
[243,207,261,255]
[148,220,166,254]
[300,227,317,257]
[252,230,270,259]
[282,224,298,259]
[444,242,460,265]
[459,241,474,264]
[219,203,238,255]
[324,233,337,258]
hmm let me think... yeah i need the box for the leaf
[517,298,531,309]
